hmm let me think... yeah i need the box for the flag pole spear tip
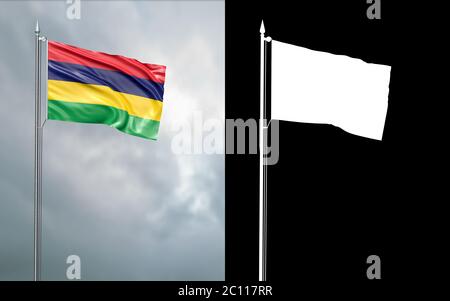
[260,20,265,34]
[35,20,40,34]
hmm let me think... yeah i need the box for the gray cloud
[0,0,224,280]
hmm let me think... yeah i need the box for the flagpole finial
[260,20,265,34]
[35,20,40,34]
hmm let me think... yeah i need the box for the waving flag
[47,40,166,140]
[271,40,391,140]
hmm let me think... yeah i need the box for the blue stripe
[48,60,164,101]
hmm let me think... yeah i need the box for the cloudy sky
[0,0,224,280]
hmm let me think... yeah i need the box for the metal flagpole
[259,20,271,282]
[34,20,43,281]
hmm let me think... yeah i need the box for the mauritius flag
[47,40,166,140]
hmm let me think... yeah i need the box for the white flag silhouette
[271,40,391,140]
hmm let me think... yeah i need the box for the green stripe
[48,99,160,140]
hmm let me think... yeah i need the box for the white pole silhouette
[259,20,271,281]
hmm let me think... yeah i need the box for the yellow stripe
[48,80,162,121]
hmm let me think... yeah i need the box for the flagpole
[259,20,268,282]
[34,20,43,281]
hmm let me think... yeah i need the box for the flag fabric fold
[47,40,166,140]
[271,40,391,140]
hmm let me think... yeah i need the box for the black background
[225,0,441,291]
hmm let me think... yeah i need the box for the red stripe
[48,40,166,84]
